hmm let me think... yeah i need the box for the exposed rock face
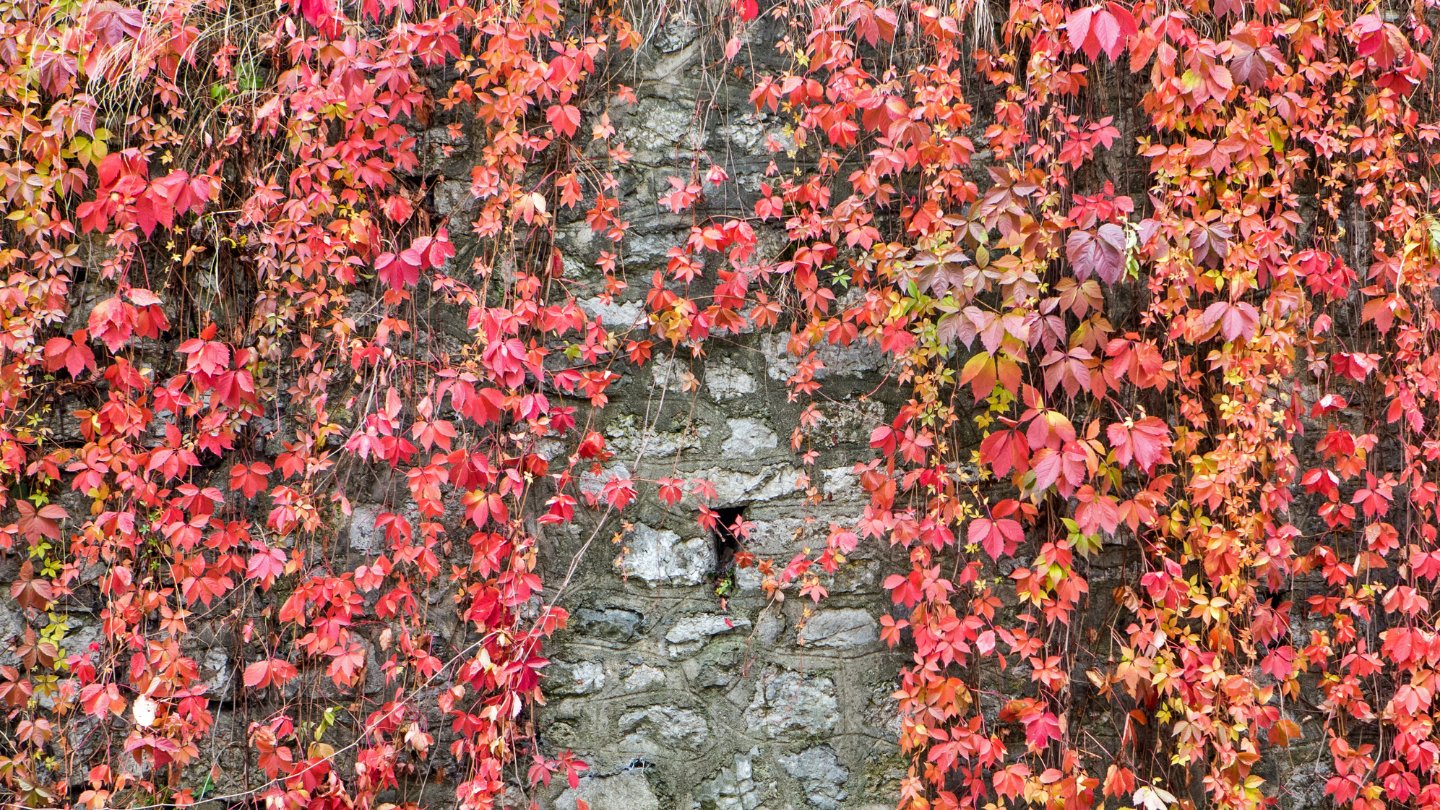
[556,771,661,810]
[722,418,779,456]
[780,746,850,810]
[619,523,716,586]
[745,668,841,739]
[797,609,880,650]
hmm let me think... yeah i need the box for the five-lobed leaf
[1065,223,1127,284]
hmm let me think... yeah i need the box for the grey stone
[624,98,704,162]
[579,296,646,330]
[695,749,766,810]
[743,517,822,557]
[580,462,632,503]
[347,503,384,554]
[626,229,691,267]
[745,669,838,738]
[433,180,476,218]
[556,221,595,257]
[689,465,802,505]
[619,523,715,586]
[722,418,779,456]
[651,356,700,393]
[1278,759,1331,810]
[685,644,745,689]
[535,438,570,461]
[797,609,879,649]
[734,564,764,593]
[654,10,700,53]
[574,607,644,643]
[63,617,102,663]
[550,660,606,696]
[0,600,24,662]
[623,665,666,692]
[605,412,709,459]
[780,746,849,810]
[763,332,883,381]
[717,114,773,154]
[556,771,660,810]
[419,126,470,177]
[666,614,751,645]
[704,362,758,400]
[812,399,888,445]
[666,614,750,658]
[618,705,709,751]
[362,638,385,694]
[820,467,863,501]
[202,647,232,696]
[755,610,787,645]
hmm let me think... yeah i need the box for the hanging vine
[1,0,1439,809]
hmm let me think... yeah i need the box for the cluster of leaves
[746,0,1440,809]
[0,0,642,806]
[5,0,1440,808]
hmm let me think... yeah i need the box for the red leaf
[245,545,287,589]
[229,462,272,499]
[177,336,231,376]
[10,561,54,612]
[657,477,685,506]
[1106,416,1171,473]
[243,658,298,690]
[869,424,897,454]
[89,1,144,45]
[1031,448,1062,492]
[968,517,1024,560]
[547,104,581,139]
[1067,6,1094,57]
[16,502,65,543]
[88,297,136,353]
[1041,347,1095,398]
[1092,10,1121,59]
[44,332,96,378]
[1103,3,1137,57]
[600,476,636,510]
[294,0,338,35]
[376,251,420,290]
[327,644,366,687]
[994,764,1030,800]
[959,353,997,401]
[980,429,1030,478]
[1067,5,1130,61]
[1201,300,1260,343]
[1353,14,1405,70]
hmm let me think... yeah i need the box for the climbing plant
[3,0,1440,808]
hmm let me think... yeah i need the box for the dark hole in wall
[711,504,748,593]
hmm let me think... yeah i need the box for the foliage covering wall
[2,0,1440,808]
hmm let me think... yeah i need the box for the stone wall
[530,334,906,810]
[443,8,911,808]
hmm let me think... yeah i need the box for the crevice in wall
[711,504,748,598]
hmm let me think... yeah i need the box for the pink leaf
[1067,6,1094,56]
[1201,300,1260,343]
[1065,223,1127,284]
